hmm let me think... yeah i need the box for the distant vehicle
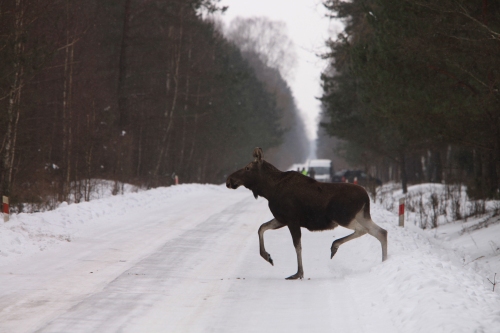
[307,159,332,182]
[289,163,306,172]
[332,169,382,186]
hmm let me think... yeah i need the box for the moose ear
[253,147,263,163]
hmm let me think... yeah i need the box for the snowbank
[0,184,222,266]
[363,207,500,331]
[376,183,500,294]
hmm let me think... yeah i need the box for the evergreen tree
[321,0,500,196]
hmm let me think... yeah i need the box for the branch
[462,255,484,265]
[427,65,479,95]
[0,83,26,101]
[56,37,82,51]
[456,4,500,40]
[487,273,497,292]
[456,65,489,90]
[409,1,500,40]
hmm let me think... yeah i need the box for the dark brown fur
[226,148,388,279]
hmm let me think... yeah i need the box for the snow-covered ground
[1,183,499,332]
[378,183,500,289]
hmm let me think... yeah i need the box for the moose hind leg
[258,219,285,266]
[355,213,388,262]
[286,226,304,280]
[330,226,367,259]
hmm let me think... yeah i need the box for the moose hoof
[261,252,274,266]
[285,272,303,280]
[330,247,338,259]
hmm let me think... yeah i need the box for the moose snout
[226,177,239,189]
[226,177,233,189]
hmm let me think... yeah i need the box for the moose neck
[252,162,282,200]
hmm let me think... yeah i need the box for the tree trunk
[2,0,24,197]
[154,19,184,183]
[428,150,443,183]
[3,77,23,197]
[399,150,408,194]
[136,124,143,178]
[62,32,75,199]
[117,0,131,129]
[84,104,96,201]
[494,119,500,196]
[178,35,192,174]
[187,82,201,178]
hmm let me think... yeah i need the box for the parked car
[332,169,382,186]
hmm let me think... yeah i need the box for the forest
[320,0,500,197]
[0,0,307,211]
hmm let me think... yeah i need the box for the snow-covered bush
[377,183,498,229]
[13,179,143,214]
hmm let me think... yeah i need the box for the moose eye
[245,166,250,171]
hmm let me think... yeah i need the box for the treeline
[0,0,303,210]
[320,0,500,197]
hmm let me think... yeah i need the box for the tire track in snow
[202,213,395,333]
[34,195,265,332]
[0,186,248,333]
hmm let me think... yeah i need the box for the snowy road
[0,185,499,332]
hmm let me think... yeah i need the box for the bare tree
[1,0,26,197]
[226,17,297,82]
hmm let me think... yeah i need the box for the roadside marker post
[398,197,405,227]
[3,196,9,222]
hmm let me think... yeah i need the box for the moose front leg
[258,219,285,266]
[286,225,304,280]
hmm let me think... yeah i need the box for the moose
[226,148,388,280]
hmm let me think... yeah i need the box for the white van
[307,159,332,182]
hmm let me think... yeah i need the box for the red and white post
[398,197,405,227]
[3,196,9,222]
[174,175,179,185]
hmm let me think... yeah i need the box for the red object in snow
[2,196,9,222]
[398,197,405,227]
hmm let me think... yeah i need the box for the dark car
[332,169,382,186]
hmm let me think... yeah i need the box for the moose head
[226,147,269,199]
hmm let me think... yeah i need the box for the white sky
[217,0,343,142]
